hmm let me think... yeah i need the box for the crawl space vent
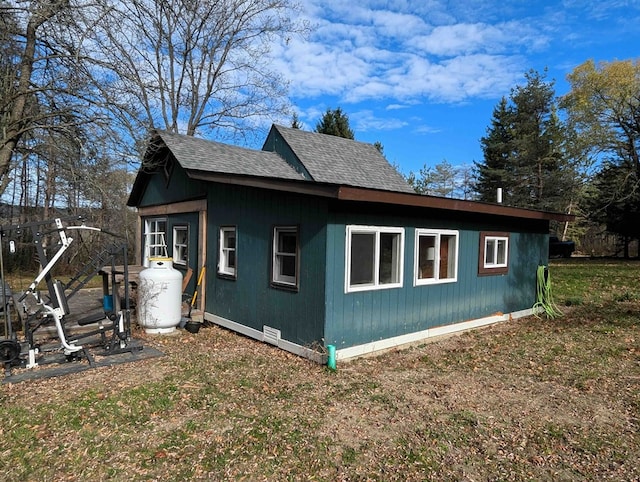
[263,325,281,346]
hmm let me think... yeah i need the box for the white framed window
[414,229,458,285]
[479,232,510,275]
[218,226,237,278]
[345,225,404,293]
[272,226,298,289]
[172,225,189,266]
[143,218,167,266]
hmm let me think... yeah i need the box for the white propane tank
[137,257,183,334]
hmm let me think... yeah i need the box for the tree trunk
[0,0,68,195]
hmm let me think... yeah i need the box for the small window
[272,226,299,289]
[479,232,510,275]
[143,217,167,266]
[346,226,404,292]
[218,226,237,278]
[414,229,458,285]
[172,225,189,266]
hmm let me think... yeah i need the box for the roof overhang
[336,186,574,222]
[187,170,573,222]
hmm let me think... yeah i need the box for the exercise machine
[0,216,144,380]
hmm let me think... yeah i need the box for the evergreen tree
[290,112,302,129]
[408,160,471,199]
[474,97,513,202]
[474,70,575,212]
[314,107,354,139]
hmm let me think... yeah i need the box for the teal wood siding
[137,163,206,207]
[206,183,327,347]
[324,210,549,349]
[165,212,199,294]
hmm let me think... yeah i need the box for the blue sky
[267,0,640,176]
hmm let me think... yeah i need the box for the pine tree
[290,112,302,129]
[474,97,513,203]
[314,107,354,139]
[474,70,575,212]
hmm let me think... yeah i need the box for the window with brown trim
[478,232,510,276]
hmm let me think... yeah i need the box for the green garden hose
[533,265,563,319]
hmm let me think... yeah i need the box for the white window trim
[272,226,298,288]
[218,226,236,277]
[484,235,509,269]
[172,225,188,266]
[414,229,459,286]
[345,225,404,293]
[143,217,167,267]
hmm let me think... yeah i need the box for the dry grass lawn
[0,259,638,481]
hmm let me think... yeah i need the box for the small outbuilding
[127,125,571,362]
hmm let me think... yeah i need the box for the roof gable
[155,130,305,181]
[266,125,414,194]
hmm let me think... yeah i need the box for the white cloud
[409,21,543,57]
[273,1,553,105]
[386,103,411,110]
[351,110,408,131]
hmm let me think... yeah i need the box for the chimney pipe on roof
[497,188,503,204]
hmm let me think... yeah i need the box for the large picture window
[346,226,404,292]
[479,232,510,275]
[272,226,299,289]
[172,225,189,266]
[414,229,458,285]
[218,226,236,278]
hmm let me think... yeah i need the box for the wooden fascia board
[336,186,575,222]
[186,170,340,198]
[183,169,572,223]
[136,198,207,216]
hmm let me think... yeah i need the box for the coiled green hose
[533,265,563,319]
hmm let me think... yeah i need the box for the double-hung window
[346,226,404,292]
[414,229,458,285]
[218,226,237,278]
[272,226,299,289]
[479,232,510,275]
[172,225,188,266]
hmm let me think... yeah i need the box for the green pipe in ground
[327,344,336,370]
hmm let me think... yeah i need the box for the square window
[346,226,404,292]
[218,226,236,278]
[479,232,510,275]
[272,226,299,289]
[172,225,188,266]
[414,229,458,285]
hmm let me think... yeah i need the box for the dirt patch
[0,294,639,480]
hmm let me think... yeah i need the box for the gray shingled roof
[153,127,414,193]
[156,130,305,181]
[272,125,414,193]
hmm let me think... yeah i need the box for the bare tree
[2,0,304,201]
[0,0,105,199]
[74,0,304,148]
[0,0,69,194]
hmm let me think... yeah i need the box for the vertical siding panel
[208,183,328,346]
[325,210,546,349]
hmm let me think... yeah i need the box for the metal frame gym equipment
[0,216,145,380]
